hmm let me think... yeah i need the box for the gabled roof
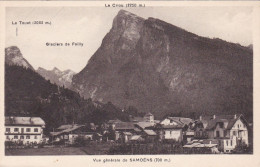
[123,132,132,135]
[167,117,193,125]
[159,124,183,129]
[130,135,144,141]
[144,129,157,136]
[161,117,193,127]
[144,112,153,117]
[5,116,45,126]
[196,114,248,130]
[51,124,85,136]
[57,124,79,130]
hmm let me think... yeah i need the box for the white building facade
[5,117,45,145]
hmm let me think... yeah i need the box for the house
[155,124,183,142]
[143,129,157,142]
[5,116,45,145]
[110,122,135,141]
[130,135,145,143]
[50,124,95,144]
[194,114,249,153]
[158,117,193,142]
[183,139,219,154]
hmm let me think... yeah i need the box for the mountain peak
[5,46,34,70]
[112,10,144,32]
[117,10,140,18]
[72,10,252,120]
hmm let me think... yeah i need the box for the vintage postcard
[0,1,259,167]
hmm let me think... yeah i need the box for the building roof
[123,132,132,135]
[157,124,183,129]
[193,143,218,148]
[108,119,122,124]
[135,122,155,130]
[144,130,157,136]
[114,122,135,130]
[5,116,45,126]
[196,114,247,130]
[51,124,85,136]
[144,112,153,117]
[130,135,144,141]
[134,128,142,132]
[57,124,79,130]
[166,117,193,126]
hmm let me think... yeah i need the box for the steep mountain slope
[37,67,75,88]
[72,10,253,121]
[5,47,132,133]
[5,46,34,70]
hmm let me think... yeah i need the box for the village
[5,112,252,155]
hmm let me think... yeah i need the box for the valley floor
[5,144,112,155]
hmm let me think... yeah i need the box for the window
[26,135,30,139]
[224,130,227,137]
[14,135,18,139]
[233,131,237,136]
[231,140,233,146]
[199,130,203,136]
[14,128,19,132]
[219,122,223,128]
[226,140,228,146]
[26,128,31,132]
[6,128,10,132]
[6,136,9,139]
[216,131,220,138]
[34,128,38,132]
[34,136,37,139]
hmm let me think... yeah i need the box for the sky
[6,7,253,73]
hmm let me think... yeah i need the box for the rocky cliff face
[5,46,34,70]
[37,67,75,88]
[72,10,253,120]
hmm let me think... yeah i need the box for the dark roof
[5,116,45,126]
[135,122,155,130]
[197,114,247,130]
[144,112,153,117]
[159,125,183,129]
[51,125,85,136]
[168,117,193,125]
[57,124,79,130]
[114,122,135,130]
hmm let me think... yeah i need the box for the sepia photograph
[1,3,258,165]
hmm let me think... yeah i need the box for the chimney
[199,116,202,121]
[234,114,237,119]
[213,115,216,119]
